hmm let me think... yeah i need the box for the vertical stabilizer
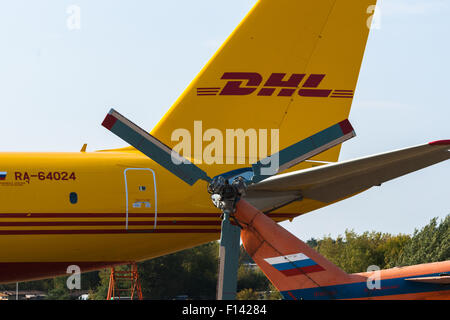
[235,200,356,299]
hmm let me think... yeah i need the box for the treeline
[1,215,448,299]
[308,215,449,273]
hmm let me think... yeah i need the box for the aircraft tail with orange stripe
[235,200,355,299]
[235,200,450,300]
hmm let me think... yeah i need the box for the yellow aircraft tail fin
[149,0,377,167]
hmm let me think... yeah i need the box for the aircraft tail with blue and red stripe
[235,200,357,299]
[234,200,450,300]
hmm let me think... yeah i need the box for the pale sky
[0,0,448,240]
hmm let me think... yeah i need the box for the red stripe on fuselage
[280,264,325,277]
[0,213,221,219]
[0,220,221,227]
[0,228,221,235]
[0,212,299,219]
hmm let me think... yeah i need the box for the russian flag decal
[264,253,325,276]
[0,172,7,180]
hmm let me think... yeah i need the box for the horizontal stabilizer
[246,141,450,211]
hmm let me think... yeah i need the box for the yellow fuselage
[0,150,326,283]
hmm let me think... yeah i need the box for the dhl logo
[197,72,354,98]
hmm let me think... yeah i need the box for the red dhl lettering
[196,72,354,98]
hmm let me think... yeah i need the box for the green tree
[306,238,318,249]
[90,268,110,300]
[7,215,448,300]
[389,215,449,267]
[179,241,219,299]
[338,230,391,273]
[237,265,269,292]
[315,231,412,273]
[380,234,411,268]
[236,288,260,300]
[46,276,71,300]
[93,241,220,300]
[262,283,282,300]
